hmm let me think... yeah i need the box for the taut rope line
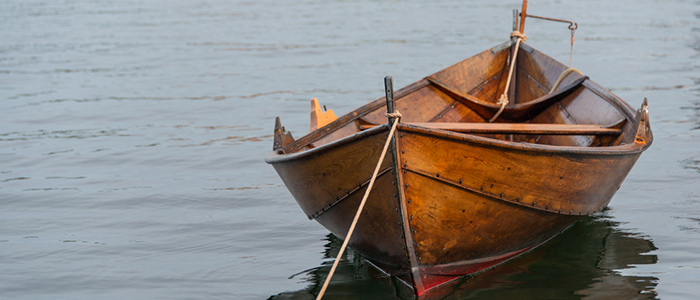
[490,31,527,123]
[315,110,403,300]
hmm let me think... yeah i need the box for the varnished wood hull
[265,40,652,295]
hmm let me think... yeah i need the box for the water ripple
[0,128,129,141]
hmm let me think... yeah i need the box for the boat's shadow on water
[269,213,658,300]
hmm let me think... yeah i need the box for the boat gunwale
[265,119,652,165]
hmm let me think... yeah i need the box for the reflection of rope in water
[287,266,324,280]
[596,217,615,270]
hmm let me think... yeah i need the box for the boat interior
[273,41,647,154]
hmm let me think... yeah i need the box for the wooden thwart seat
[361,122,622,135]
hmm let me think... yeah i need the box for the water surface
[1,0,699,299]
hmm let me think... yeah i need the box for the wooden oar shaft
[362,122,622,135]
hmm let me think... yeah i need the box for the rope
[569,24,577,67]
[316,110,402,300]
[385,111,403,119]
[490,31,527,123]
[489,94,509,123]
[510,30,527,41]
[548,68,583,94]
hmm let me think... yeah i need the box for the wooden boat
[265,9,652,295]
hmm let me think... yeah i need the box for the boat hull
[266,122,645,294]
[265,39,653,295]
[268,128,412,276]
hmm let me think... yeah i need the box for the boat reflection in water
[269,214,658,300]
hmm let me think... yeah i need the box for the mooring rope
[548,68,583,94]
[315,110,403,300]
[490,31,527,123]
[385,111,403,119]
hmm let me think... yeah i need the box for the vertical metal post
[385,76,395,123]
[513,9,519,32]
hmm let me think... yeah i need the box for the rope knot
[510,31,527,42]
[384,110,403,120]
[497,93,509,105]
[489,94,509,123]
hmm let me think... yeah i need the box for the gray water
[1,0,698,299]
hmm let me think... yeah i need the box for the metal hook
[519,12,579,67]
[522,13,577,30]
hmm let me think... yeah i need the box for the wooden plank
[361,122,622,135]
[410,122,621,135]
[361,83,455,125]
[428,44,510,97]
